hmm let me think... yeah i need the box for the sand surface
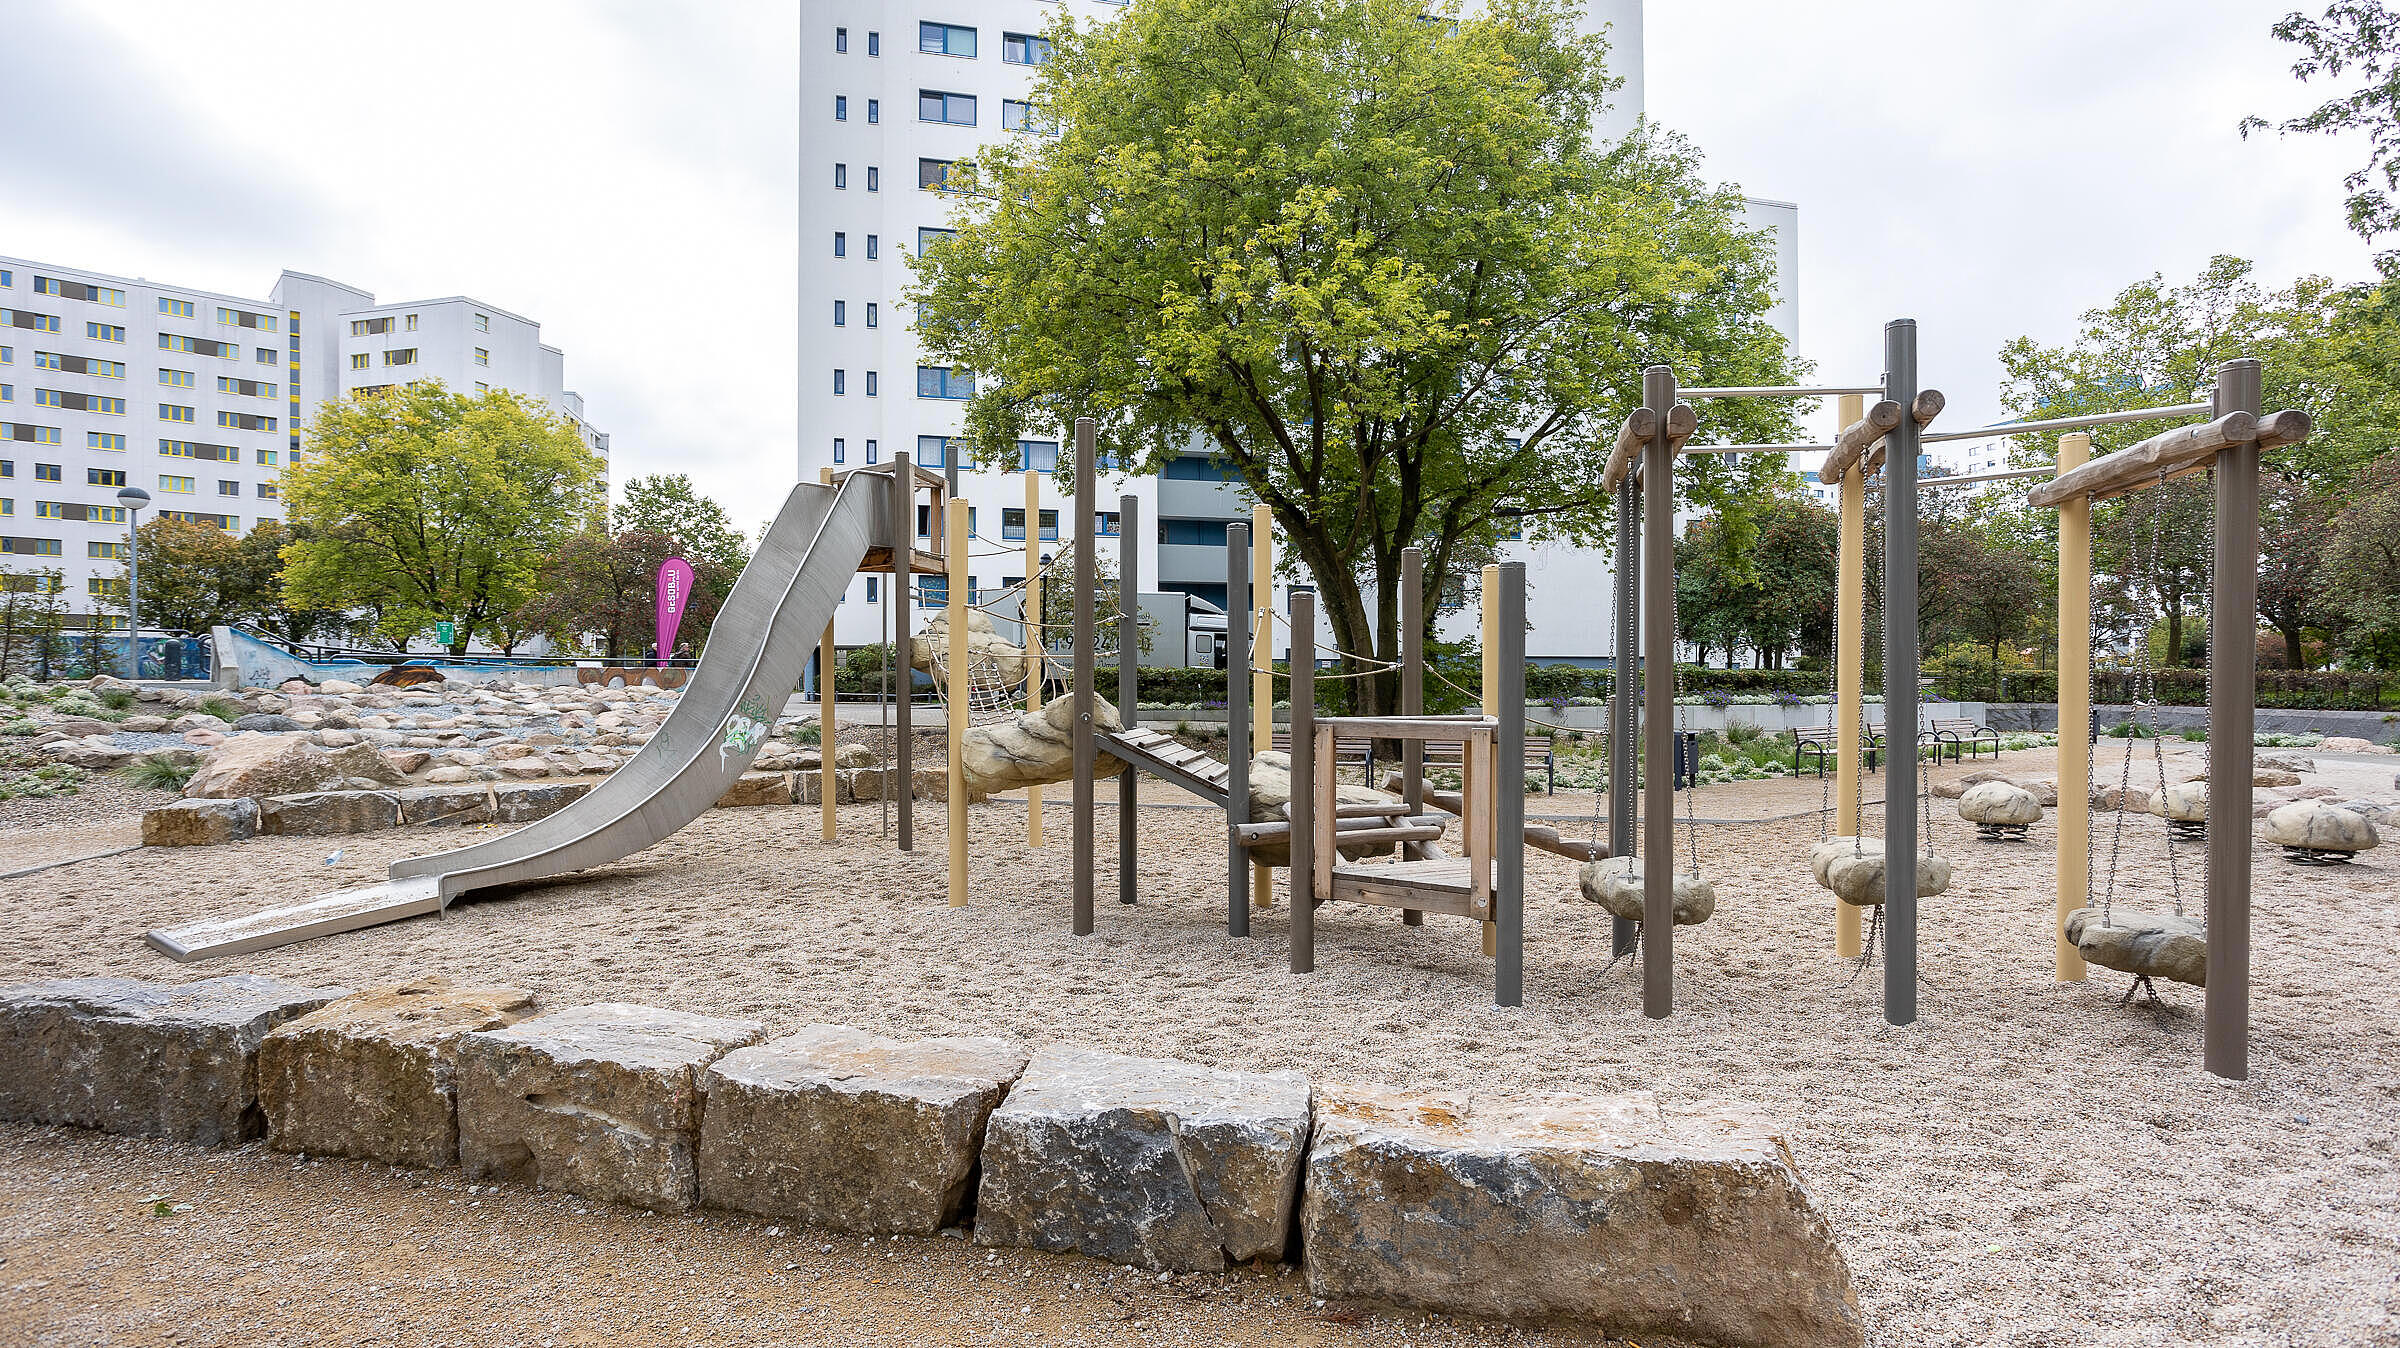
[1,745,2395,1346]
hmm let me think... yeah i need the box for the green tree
[2243,2,2400,269]
[908,0,1800,712]
[113,517,239,634]
[281,384,603,656]
[519,525,741,660]
[613,474,752,574]
[2322,456,2400,666]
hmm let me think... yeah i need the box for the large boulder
[258,790,401,836]
[43,735,133,769]
[2064,908,2206,985]
[1243,749,1404,868]
[1301,1085,1864,1346]
[910,606,1028,690]
[234,713,303,733]
[455,1003,765,1212]
[698,1025,1028,1235]
[182,733,407,800]
[2152,781,2207,823]
[960,695,1124,795]
[1959,781,2042,827]
[1822,848,1951,907]
[1576,856,1714,925]
[141,798,259,847]
[975,1047,1310,1272]
[2259,799,2379,855]
[715,772,795,809]
[492,781,591,823]
[0,975,346,1146]
[259,977,534,1170]
[832,742,879,769]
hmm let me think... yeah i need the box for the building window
[919,575,946,608]
[218,411,276,432]
[865,576,879,603]
[917,366,974,399]
[866,98,879,123]
[160,510,233,530]
[919,21,976,57]
[159,404,193,423]
[865,303,878,328]
[216,307,278,332]
[915,435,954,468]
[404,313,418,331]
[87,323,125,343]
[1017,439,1059,473]
[1002,508,1028,541]
[87,467,125,487]
[351,317,394,336]
[1003,99,1048,133]
[865,371,878,397]
[919,158,955,191]
[834,162,847,189]
[474,313,489,332]
[833,369,846,396]
[917,227,957,253]
[834,25,847,52]
[865,439,878,464]
[919,90,975,125]
[865,234,879,259]
[1039,508,1059,541]
[832,437,845,464]
[835,95,848,120]
[383,348,417,366]
[3,311,61,333]
[88,540,123,559]
[1094,510,1121,536]
[159,474,194,493]
[88,432,125,451]
[834,232,846,258]
[258,448,277,466]
[158,298,195,319]
[350,353,369,370]
[0,424,59,445]
[475,381,489,393]
[867,30,879,56]
[0,347,9,363]
[866,166,880,192]
[34,463,59,482]
[257,482,278,500]
[1002,32,1052,65]
[89,577,128,598]
[474,347,489,366]
[833,300,846,327]
[254,347,276,364]
[216,479,238,496]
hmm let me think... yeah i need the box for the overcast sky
[0,2,2374,512]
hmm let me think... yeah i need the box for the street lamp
[116,487,148,679]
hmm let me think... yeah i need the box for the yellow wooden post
[947,498,971,908]
[2055,432,2092,980]
[1252,502,1275,907]
[819,468,838,843]
[1833,393,1864,958]
[1480,562,1500,958]
[1024,469,1044,847]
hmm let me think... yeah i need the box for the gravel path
[0,749,2393,1345]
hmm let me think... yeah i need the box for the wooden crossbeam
[2024,411,2273,508]
[1601,402,1696,494]
[1819,399,1902,483]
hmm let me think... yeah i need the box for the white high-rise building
[0,256,606,627]
[799,1,1793,663]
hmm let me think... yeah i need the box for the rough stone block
[455,1003,764,1211]
[1578,856,1714,925]
[2260,799,2379,854]
[259,977,534,1169]
[1959,781,2042,826]
[975,1047,1310,1271]
[715,772,794,809]
[1302,1086,1864,1347]
[698,1025,1027,1234]
[259,790,401,836]
[0,975,346,1146]
[396,784,493,826]
[492,781,592,823]
[142,797,258,847]
[793,770,825,806]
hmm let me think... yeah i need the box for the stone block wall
[0,974,1863,1347]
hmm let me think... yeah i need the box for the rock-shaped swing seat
[1805,837,1951,908]
[2151,781,2208,823]
[1958,781,2042,830]
[2064,907,2206,986]
[2259,799,2379,861]
[1575,856,1714,926]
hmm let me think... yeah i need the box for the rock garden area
[0,680,2394,1346]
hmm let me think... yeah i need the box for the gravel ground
[0,747,2394,1346]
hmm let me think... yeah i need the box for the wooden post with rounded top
[2054,432,2092,980]
[819,467,837,843]
[946,498,969,908]
[1024,468,1043,847]
[1480,562,1500,959]
[1251,501,1275,908]
[1833,392,1865,958]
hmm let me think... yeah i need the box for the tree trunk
[2275,619,2305,670]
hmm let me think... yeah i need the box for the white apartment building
[799,1,1793,664]
[0,256,606,626]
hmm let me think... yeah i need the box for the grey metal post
[1640,365,1676,1018]
[890,452,913,851]
[1118,492,1139,906]
[1289,587,1316,974]
[1071,420,1097,935]
[1226,524,1251,934]
[1609,474,1638,958]
[1496,561,1527,1006]
[1399,546,1425,927]
[1882,320,1921,1026]
[2208,357,2261,1080]
[117,486,149,679]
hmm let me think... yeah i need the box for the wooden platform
[1328,858,1488,920]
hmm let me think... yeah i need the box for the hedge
[1935,666,2400,709]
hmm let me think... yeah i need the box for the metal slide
[146,471,890,961]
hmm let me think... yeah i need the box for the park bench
[1271,729,1377,784]
[1421,734,1557,794]
[1923,717,2001,763]
[1795,724,1882,778]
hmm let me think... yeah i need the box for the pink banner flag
[655,557,696,667]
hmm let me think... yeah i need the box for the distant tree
[0,570,72,679]
[2322,457,2400,666]
[521,525,739,660]
[2257,477,2343,667]
[111,517,239,634]
[613,474,752,574]
[2243,1,2400,270]
[1923,518,2048,688]
[280,384,603,656]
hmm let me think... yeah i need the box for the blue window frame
[866,576,879,602]
[832,369,845,396]
[835,26,847,52]
[917,365,974,399]
[915,434,953,468]
[1002,32,1051,65]
[1039,508,1058,541]
[1002,507,1027,541]
[868,30,880,56]
[832,437,845,464]
[865,234,879,259]
[919,21,975,57]
[865,438,878,463]
[919,158,954,191]
[1160,518,1229,546]
[1162,455,1235,481]
[867,98,879,123]
[919,90,975,125]
[1094,510,1120,537]
[867,166,880,192]
[834,162,847,189]
[920,575,946,608]
[833,231,846,257]
[864,370,878,397]
[1017,438,1058,473]
[865,303,878,328]
[833,300,845,326]
[917,227,956,254]
[834,95,847,120]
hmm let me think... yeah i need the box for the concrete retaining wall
[1987,702,2400,742]
[0,975,1862,1345]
